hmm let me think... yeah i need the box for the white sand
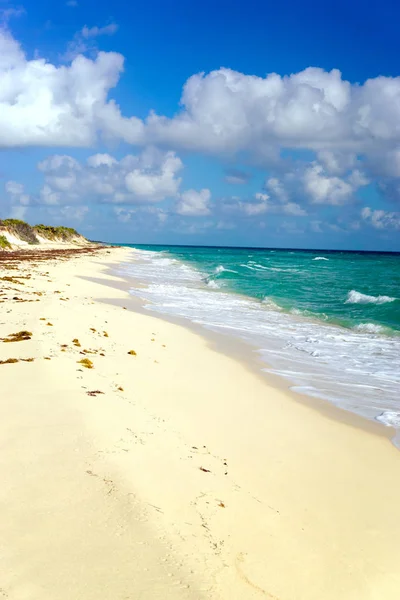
[1,245,400,600]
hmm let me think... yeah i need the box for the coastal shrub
[34,224,79,241]
[0,219,38,244]
[0,235,11,249]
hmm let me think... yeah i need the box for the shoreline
[106,251,395,446]
[2,245,400,599]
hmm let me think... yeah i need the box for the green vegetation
[34,224,79,241]
[0,219,83,246]
[0,219,38,244]
[0,235,11,249]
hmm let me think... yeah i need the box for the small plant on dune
[3,330,32,343]
[0,235,11,249]
[77,358,94,369]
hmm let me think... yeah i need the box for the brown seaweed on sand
[0,358,19,364]
[77,358,94,369]
[3,330,32,342]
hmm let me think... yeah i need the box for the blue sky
[1,0,400,250]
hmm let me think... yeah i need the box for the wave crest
[313,256,329,261]
[345,290,396,305]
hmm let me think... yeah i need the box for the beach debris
[44,357,51,360]
[3,330,32,342]
[46,322,53,326]
[72,338,81,347]
[127,350,137,356]
[86,390,104,397]
[40,318,46,320]
[117,386,124,391]
[103,331,109,337]
[90,327,96,333]
[199,467,211,473]
[100,352,105,357]
[77,358,94,369]
[0,358,19,364]
[21,357,34,362]
[218,502,226,508]
[0,276,25,285]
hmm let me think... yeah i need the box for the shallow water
[118,245,400,441]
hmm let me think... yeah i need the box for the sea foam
[345,290,396,305]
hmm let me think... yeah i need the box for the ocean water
[118,245,400,440]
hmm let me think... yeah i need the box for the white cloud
[0,28,141,147]
[86,153,117,168]
[361,207,400,230]
[60,205,89,221]
[133,67,400,163]
[63,23,119,61]
[265,177,289,203]
[302,163,366,205]
[175,188,211,216]
[8,148,183,210]
[125,150,182,201]
[222,192,305,217]
[82,24,118,38]
[6,180,25,195]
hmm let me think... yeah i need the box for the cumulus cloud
[222,192,306,217]
[9,148,183,210]
[361,207,400,230]
[0,28,142,147]
[175,188,211,216]
[265,162,368,207]
[134,67,400,163]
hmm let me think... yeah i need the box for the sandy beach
[1,244,400,600]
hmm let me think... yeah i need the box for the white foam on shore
[121,249,400,436]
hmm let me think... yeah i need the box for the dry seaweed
[77,358,93,369]
[3,330,32,342]
[127,350,137,356]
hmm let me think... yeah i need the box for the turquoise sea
[119,245,400,440]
